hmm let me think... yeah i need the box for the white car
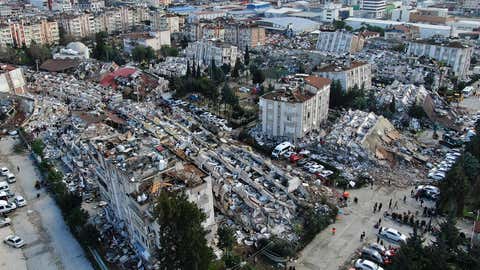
[4,235,25,248]
[354,259,384,270]
[379,228,407,244]
[5,173,16,184]
[14,196,27,207]
[319,170,334,178]
[0,167,9,176]
[0,217,11,227]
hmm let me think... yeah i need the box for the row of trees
[388,217,480,270]
[329,80,396,118]
[31,136,99,248]
[0,42,52,66]
[438,120,480,217]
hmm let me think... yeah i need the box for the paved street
[295,184,435,270]
[0,136,93,270]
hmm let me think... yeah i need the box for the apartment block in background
[407,39,473,78]
[316,30,364,53]
[224,22,266,49]
[185,40,238,67]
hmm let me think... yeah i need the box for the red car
[289,154,303,163]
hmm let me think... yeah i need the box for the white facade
[123,31,171,54]
[0,67,26,94]
[315,61,372,91]
[361,0,386,18]
[185,41,238,67]
[316,31,364,53]
[259,76,331,139]
[407,41,473,77]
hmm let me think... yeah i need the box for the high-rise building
[360,0,386,18]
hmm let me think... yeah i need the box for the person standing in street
[332,227,336,235]
[388,199,392,209]
[378,203,383,212]
[373,202,378,213]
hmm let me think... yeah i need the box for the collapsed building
[326,110,427,166]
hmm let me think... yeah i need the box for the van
[271,142,294,159]
[0,181,9,192]
[0,200,16,214]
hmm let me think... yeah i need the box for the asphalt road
[295,184,436,270]
[0,136,93,270]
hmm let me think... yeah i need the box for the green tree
[154,192,213,270]
[436,215,464,252]
[251,68,265,84]
[389,228,431,270]
[462,152,480,181]
[131,45,155,63]
[27,41,52,63]
[217,225,235,251]
[31,139,45,157]
[439,163,468,216]
[160,45,179,57]
[231,59,241,78]
[244,45,250,66]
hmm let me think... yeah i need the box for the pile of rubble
[325,110,428,166]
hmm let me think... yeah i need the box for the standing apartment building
[315,61,372,91]
[224,22,266,49]
[360,0,386,19]
[316,30,364,53]
[185,40,238,67]
[259,76,331,139]
[407,39,473,78]
[8,19,59,47]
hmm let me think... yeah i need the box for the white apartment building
[463,0,480,13]
[316,31,365,53]
[58,14,96,38]
[84,139,216,262]
[259,76,331,139]
[0,26,13,47]
[123,31,171,53]
[361,0,386,19]
[407,40,473,77]
[151,14,180,33]
[315,61,372,91]
[185,41,238,67]
[224,23,266,49]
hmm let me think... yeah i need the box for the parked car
[360,247,384,265]
[283,151,296,159]
[4,235,25,248]
[354,259,384,270]
[378,228,407,244]
[14,196,26,207]
[289,154,303,163]
[0,167,9,176]
[296,158,309,166]
[5,173,15,184]
[367,242,395,258]
[0,200,16,214]
[318,170,334,178]
[0,217,11,227]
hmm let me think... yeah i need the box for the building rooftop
[316,61,368,72]
[410,38,470,49]
[261,75,330,103]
